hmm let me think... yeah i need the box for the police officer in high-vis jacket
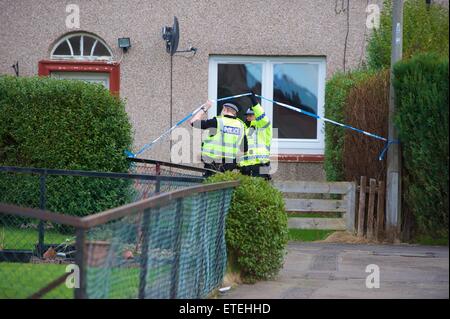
[239,93,272,180]
[190,100,245,176]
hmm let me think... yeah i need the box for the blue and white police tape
[125,92,252,158]
[255,94,399,161]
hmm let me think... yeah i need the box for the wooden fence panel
[273,181,352,194]
[355,177,387,241]
[357,176,367,237]
[376,181,386,241]
[366,178,377,240]
[345,182,357,233]
[274,181,356,231]
[285,199,347,212]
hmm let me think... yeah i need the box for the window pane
[50,72,109,90]
[93,42,110,57]
[53,40,71,55]
[83,36,96,56]
[69,36,81,56]
[217,63,262,119]
[273,63,318,139]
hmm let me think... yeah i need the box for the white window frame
[51,33,113,61]
[50,72,110,89]
[208,56,326,155]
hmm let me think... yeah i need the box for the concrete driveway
[220,242,449,299]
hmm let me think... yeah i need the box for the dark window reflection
[69,36,81,56]
[217,63,262,120]
[53,40,71,55]
[273,64,318,139]
[83,36,96,56]
[93,42,110,57]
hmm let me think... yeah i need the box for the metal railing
[0,165,204,256]
[128,158,218,178]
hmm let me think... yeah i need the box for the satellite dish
[162,16,180,56]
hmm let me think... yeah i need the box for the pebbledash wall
[0,0,387,181]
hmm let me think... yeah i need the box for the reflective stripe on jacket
[201,116,245,163]
[240,104,272,167]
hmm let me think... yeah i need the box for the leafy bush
[367,0,449,70]
[0,76,133,220]
[393,53,449,238]
[343,70,390,182]
[205,172,288,283]
[324,70,374,182]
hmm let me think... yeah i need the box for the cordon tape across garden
[127,92,399,160]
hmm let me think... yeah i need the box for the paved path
[221,243,449,299]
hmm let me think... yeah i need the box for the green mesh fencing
[128,158,216,199]
[0,165,235,299]
[83,188,233,299]
[0,168,202,256]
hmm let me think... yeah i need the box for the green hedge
[0,76,133,220]
[367,0,449,71]
[206,172,288,283]
[343,70,390,182]
[324,70,374,182]
[393,53,449,238]
[326,0,449,184]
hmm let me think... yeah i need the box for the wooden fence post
[345,182,357,233]
[357,176,367,238]
[367,179,377,240]
[376,181,386,241]
[74,228,87,299]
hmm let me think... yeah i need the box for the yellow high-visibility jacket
[201,116,245,163]
[239,104,272,167]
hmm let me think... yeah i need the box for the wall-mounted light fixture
[118,38,131,52]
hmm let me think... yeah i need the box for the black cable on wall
[170,54,173,155]
[335,0,351,72]
[343,0,351,73]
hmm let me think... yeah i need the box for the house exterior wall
[0,0,388,181]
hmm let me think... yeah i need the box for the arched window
[51,33,113,61]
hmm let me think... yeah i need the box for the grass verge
[0,262,73,299]
[288,229,335,242]
[0,262,143,299]
[411,235,449,246]
[0,227,71,250]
